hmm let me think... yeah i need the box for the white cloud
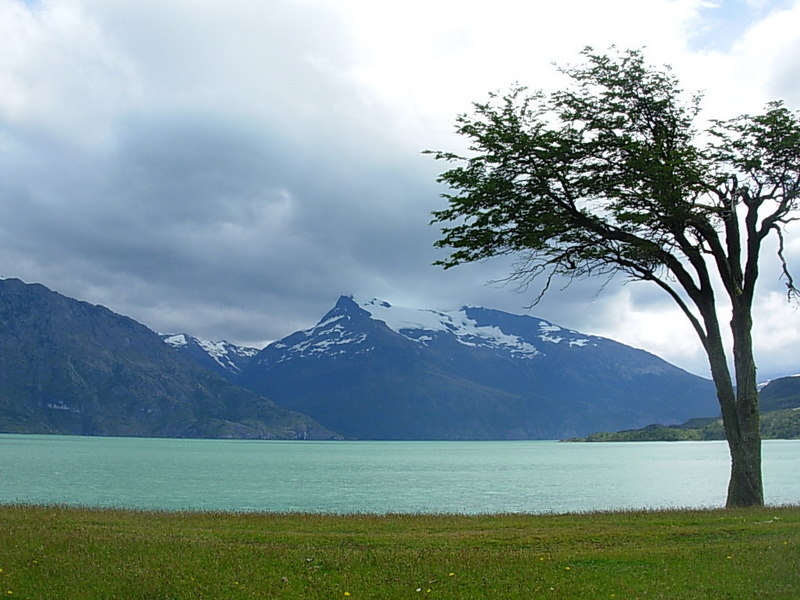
[0,0,140,145]
[327,0,704,140]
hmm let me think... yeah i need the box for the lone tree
[428,48,799,508]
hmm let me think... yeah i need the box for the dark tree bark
[724,308,763,507]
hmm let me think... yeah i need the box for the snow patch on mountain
[160,333,260,375]
[197,339,259,361]
[758,373,800,391]
[569,339,590,347]
[356,297,542,357]
[355,297,592,357]
[269,313,373,364]
[274,327,369,360]
[163,333,188,348]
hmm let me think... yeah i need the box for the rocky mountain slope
[0,278,336,439]
[759,375,800,412]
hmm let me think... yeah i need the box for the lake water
[1,435,798,514]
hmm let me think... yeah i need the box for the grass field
[1,504,798,599]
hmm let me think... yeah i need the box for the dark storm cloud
[0,19,453,346]
[0,0,420,327]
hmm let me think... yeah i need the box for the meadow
[1,504,798,599]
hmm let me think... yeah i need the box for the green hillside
[571,376,800,441]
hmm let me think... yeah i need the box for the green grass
[1,505,799,599]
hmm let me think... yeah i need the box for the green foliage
[566,378,800,441]
[576,408,800,442]
[1,505,799,599]
[578,421,722,442]
[429,47,800,302]
[761,408,800,439]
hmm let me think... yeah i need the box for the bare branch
[775,225,799,302]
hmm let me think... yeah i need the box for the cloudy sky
[1,0,799,380]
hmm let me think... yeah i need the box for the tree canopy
[428,47,800,507]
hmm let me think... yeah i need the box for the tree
[428,48,800,508]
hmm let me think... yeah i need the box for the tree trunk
[725,306,764,508]
[701,306,764,508]
[725,412,763,507]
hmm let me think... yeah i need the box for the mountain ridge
[5,280,767,442]
[160,333,259,380]
[236,295,718,440]
[0,277,337,439]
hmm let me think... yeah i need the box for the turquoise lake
[1,435,798,514]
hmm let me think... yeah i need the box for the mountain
[160,333,259,380]
[0,278,337,439]
[759,374,800,412]
[570,375,800,441]
[237,296,718,440]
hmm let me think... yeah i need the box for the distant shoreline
[565,407,800,441]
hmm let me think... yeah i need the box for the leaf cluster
[429,47,800,303]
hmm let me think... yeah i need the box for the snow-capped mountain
[265,297,595,363]
[160,333,260,380]
[238,296,718,440]
[348,297,596,351]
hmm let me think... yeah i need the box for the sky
[1,0,799,380]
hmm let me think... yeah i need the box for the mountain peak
[159,332,260,378]
[318,295,372,321]
[238,295,718,440]
[346,297,598,358]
